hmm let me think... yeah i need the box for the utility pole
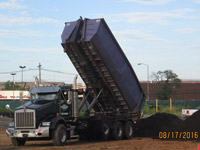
[138,63,150,101]
[38,63,42,85]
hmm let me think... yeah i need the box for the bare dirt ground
[2,112,200,150]
[0,129,199,150]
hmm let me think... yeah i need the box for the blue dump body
[61,18,145,114]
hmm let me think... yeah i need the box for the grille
[15,109,35,128]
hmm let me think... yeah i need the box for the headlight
[8,121,14,127]
[42,122,50,127]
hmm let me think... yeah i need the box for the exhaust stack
[73,75,78,118]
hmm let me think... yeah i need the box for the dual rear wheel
[112,121,123,140]
[99,120,134,140]
[101,121,110,140]
[123,121,134,139]
[78,120,134,142]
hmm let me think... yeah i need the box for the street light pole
[11,73,16,100]
[19,66,26,85]
[38,63,42,85]
[138,63,150,100]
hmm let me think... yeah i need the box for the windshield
[31,93,58,102]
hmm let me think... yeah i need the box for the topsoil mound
[134,113,183,137]
[135,110,200,139]
[183,110,200,132]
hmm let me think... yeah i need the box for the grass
[142,102,196,115]
[0,107,13,117]
[0,107,9,113]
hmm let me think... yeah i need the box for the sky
[0,0,200,84]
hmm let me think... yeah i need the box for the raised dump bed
[61,18,145,115]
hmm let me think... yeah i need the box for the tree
[2,81,30,90]
[151,70,181,100]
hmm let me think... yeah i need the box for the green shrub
[0,107,9,113]
[142,103,156,115]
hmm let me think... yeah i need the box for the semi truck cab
[6,82,80,146]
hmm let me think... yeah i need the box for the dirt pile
[183,110,200,132]
[135,110,200,139]
[134,113,183,137]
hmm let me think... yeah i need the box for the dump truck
[6,18,145,146]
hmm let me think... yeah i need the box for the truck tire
[52,124,67,146]
[111,121,123,140]
[11,138,26,146]
[123,121,133,139]
[97,121,110,140]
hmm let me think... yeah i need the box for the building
[0,82,86,90]
[0,82,86,100]
[140,82,200,100]
[0,90,29,100]
[1,81,199,100]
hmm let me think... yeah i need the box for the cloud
[0,0,27,10]
[174,28,198,34]
[0,1,60,26]
[171,8,195,13]
[184,44,200,50]
[50,7,60,12]
[193,0,200,3]
[0,14,60,26]
[113,29,167,43]
[0,45,43,53]
[0,59,10,63]
[0,45,62,54]
[0,29,41,38]
[157,44,200,51]
[122,0,173,5]
[105,9,197,25]
[0,29,59,38]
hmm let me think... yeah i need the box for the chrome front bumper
[6,127,49,138]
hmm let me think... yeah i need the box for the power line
[0,68,77,75]
[0,68,37,74]
[41,68,77,75]
[0,70,21,74]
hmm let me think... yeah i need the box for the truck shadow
[24,139,106,147]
